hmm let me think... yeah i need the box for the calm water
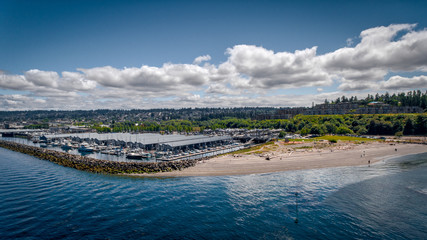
[1,137,242,163]
[0,147,426,239]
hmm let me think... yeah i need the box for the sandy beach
[133,141,427,177]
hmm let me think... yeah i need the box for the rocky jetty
[0,140,198,174]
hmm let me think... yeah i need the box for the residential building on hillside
[256,102,423,120]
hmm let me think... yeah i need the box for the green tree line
[328,90,427,110]
[91,113,427,136]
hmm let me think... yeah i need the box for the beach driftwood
[0,140,197,174]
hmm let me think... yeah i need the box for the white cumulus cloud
[193,55,211,65]
[1,23,427,110]
[59,71,97,91]
[322,23,427,90]
[225,45,332,89]
[80,63,210,93]
[24,69,59,88]
[380,75,427,90]
[0,73,33,90]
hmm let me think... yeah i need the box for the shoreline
[0,140,198,174]
[1,139,426,178]
[131,141,427,177]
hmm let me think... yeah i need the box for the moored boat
[78,142,94,152]
[126,150,150,159]
[61,140,73,150]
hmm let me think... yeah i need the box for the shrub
[336,126,354,135]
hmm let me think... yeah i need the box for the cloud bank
[1,23,426,110]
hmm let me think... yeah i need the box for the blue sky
[1,0,427,110]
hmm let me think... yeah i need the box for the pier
[0,140,199,174]
[1,132,249,162]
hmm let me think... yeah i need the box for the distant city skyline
[1,0,427,110]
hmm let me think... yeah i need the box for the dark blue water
[0,147,426,239]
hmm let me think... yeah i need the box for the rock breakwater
[0,140,198,174]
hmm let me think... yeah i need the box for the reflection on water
[1,137,243,162]
[0,143,426,239]
[319,156,427,239]
[1,137,144,162]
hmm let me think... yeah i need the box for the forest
[326,90,427,110]
[91,113,427,136]
[2,90,427,136]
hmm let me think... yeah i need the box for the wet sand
[132,142,427,177]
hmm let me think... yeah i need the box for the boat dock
[157,144,246,161]
[2,132,249,162]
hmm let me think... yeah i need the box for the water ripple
[1,148,426,239]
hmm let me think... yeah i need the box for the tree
[392,121,404,133]
[309,124,325,135]
[356,126,368,135]
[415,115,427,135]
[325,122,337,134]
[403,118,415,135]
[336,126,353,135]
[300,127,310,136]
[368,119,379,135]
[341,96,348,102]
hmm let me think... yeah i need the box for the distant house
[367,101,385,106]
[256,101,423,119]
[69,126,93,133]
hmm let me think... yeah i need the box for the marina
[0,132,247,162]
